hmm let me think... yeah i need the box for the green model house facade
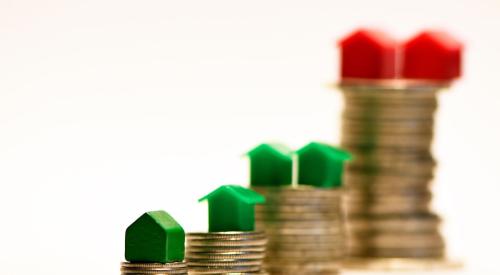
[125,210,185,263]
[247,143,293,187]
[297,142,352,188]
[199,185,265,232]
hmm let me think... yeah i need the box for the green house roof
[199,185,265,204]
[247,143,293,160]
[125,210,185,263]
[297,142,353,161]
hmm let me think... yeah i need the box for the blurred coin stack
[341,86,445,258]
[337,29,462,259]
[247,143,352,274]
[186,231,268,274]
[190,185,267,274]
[254,186,344,274]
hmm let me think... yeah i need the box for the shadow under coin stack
[122,211,188,275]
[337,29,462,261]
[247,143,351,274]
[187,185,268,274]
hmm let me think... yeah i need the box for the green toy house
[125,210,185,263]
[199,185,265,232]
[297,142,352,188]
[247,143,293,187]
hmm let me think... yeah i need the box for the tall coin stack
[341,85,444,258]
[337,29,462,261]
[186,231,268,274]
[253,186,344,274]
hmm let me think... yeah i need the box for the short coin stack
[253,186,344,274]
[186,231,268,274]
[121,262,188,275]
[340,84,445,258]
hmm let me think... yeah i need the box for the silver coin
[187,258,263,266]
[341,86,438,99]
[255,204,342,213]
[264,234,345,243]
[188,265,262,274]
[344,173,433,189]
[187,246,266,253]
[342,137,433,150]
[188,241,268,249]
[255,211,343,221]
[256,226,344,237]
[120,261,188,275]
[265,261,340,273]
[187,232,266,240]
[350,232,444,248]
[348,214,440,233]
[186,251,266,260]
[351,247,445,258]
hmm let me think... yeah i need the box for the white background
[0,0,499,274]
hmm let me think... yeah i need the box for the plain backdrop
[0,0,499,274]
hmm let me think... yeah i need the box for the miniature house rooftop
[200,185,265,232]
[297,142,352,188]
[199,185,265,205]
[247,143,293,187]
[247,143,293,160]
[338,28,398,80]
[402,30,462,81]
[125,210,185,263]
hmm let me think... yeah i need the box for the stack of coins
[253,186,344,274]
[121,262,188,275]
[340,84,445,258]
[186,231,268,274]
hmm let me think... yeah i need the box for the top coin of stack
[121,262,188,275]
[337,29,462,260]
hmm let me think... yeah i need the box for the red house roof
[338,29,398,80]
[402,30,462,81]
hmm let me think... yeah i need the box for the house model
[125,210,185,263]
[402,30,462,81]
[247,143,293,187]
[199,185,265,232]
[338,28,462,82]
[297,142,352,188]
[338,29,398,80]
